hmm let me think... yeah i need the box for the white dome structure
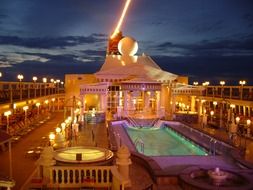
[118,36,138,56]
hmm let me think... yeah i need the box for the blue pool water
[126,126,208,156]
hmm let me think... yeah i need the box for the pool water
[126,126,208,156]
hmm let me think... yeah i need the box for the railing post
[9,84,13,104]
[28,83,30,99]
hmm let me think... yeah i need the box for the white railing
[48,165,112,188]
[21,165,127,190]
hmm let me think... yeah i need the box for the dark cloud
[0,34,107,49]
[81,50,106,57]
[243,13,253,28]
[153,55,253,85]
[192,20,224,34]
[2,54,103,81]
[154,35,253,56]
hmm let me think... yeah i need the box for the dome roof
[118,36,138,56]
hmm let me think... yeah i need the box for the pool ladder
[134,138,144,154]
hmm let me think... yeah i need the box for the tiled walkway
[189,122,253,153]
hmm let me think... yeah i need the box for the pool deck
[0,113,156,190]
[1,113,253,190]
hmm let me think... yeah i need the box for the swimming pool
[126,126,208,156]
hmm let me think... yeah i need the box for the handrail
[134,137,144,153]
[126,117,139,127]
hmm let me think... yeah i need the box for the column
[9,84,13,104]
[198,100,203,123]
[191,96,196,112]
[219,103,223,128]
[100,94,103,111]
[116,145,132,186]
[156,91,161,117]
[171,95,176,114]
[123,91,128,116]
[80,95,85,122]
[103,93,107,112]
[144,92,149,110]
[39,146,56,180]
[243,106,246,116]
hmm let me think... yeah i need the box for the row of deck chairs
[8,114,51,142]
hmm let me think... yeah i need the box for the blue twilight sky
[0,0,253,84]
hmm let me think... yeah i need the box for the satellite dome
[118,36,138,56]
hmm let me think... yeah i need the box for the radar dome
[118,36,138,56]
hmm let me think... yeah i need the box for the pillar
[38,146,56,180]
[171,95,176,114]
[116,145,132,186]
[198,100,203,123]
[144,92,149,110]
[57,97,60,111]
[100,94,103,111]
[219,103,223,128]
[123,91,128,116]
[243,106,246,116]
[191,96,196,112]
[103,93,107,111]
[156,91,161,117]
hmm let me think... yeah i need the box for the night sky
[0,0,253,85]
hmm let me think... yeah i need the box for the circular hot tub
[54,146,114,165]
[179,166,253,190]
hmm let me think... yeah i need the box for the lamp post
[246,119,251,137]
[235,116,240,125]
[32,76,37,98]
[56,79,60,94]
[36,102,40,116]
[17,74,24,100]
[61,81,64,93]
[45,99,49,114]
[213,101,217,109]
[61,122,66,138]
[4,111,11,133]
[202,81,209,96]
[51,98,55,112]
[23,106,28,127]
[239,80,246,100]
[49,133,56,146]
[50,79,54,95]
[210,110,214,123]
[42,77,47,96]
[193,81,198,86]
[220,80,225,98]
